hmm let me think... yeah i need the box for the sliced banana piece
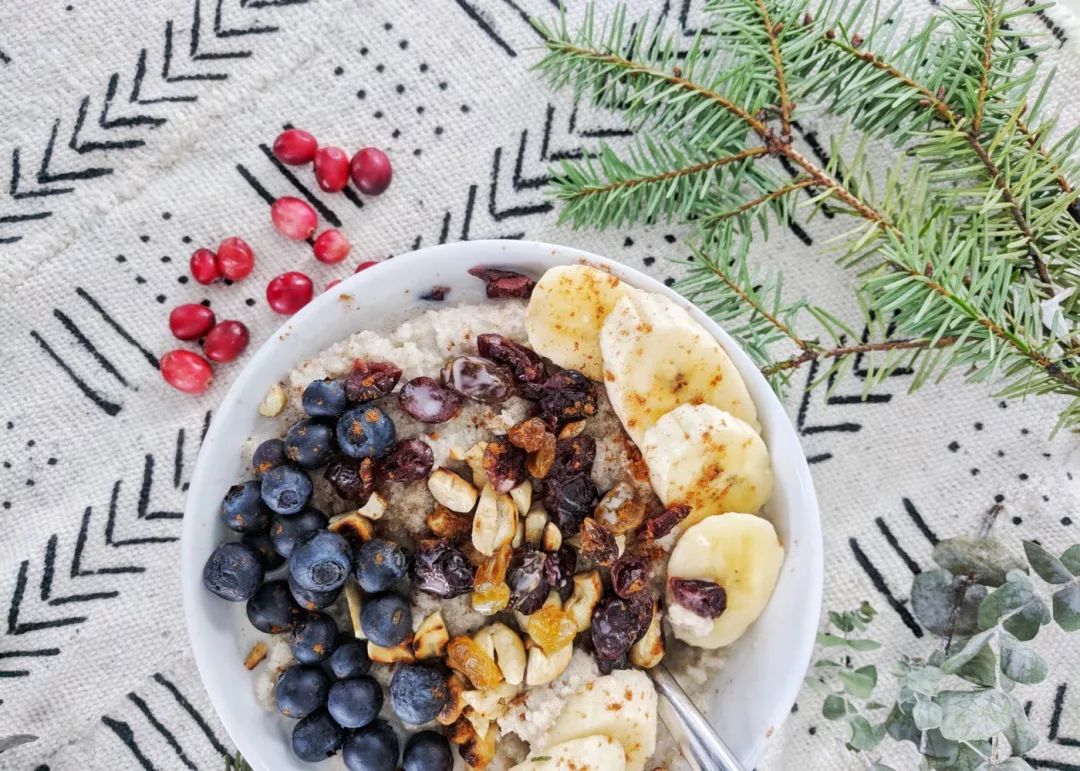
[600,291,758,443]
[509,735,628,771]
[666,513,784,648]
[525,264,636,380]
[541,669,657,771]
[642,403,773,525]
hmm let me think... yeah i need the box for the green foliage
[224,752,253,771]
[535,0,1080,431]
[807,538,1079,767]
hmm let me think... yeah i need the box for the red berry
[349,148,393,195]
[271,197,318,241]
[313,229,351,264]
[169,303,216,341]
[216,237,255,280]
[313,146,350,193]
[190,248,220,285]
[326,279,343,291]
[267,271,314,314]
[161,350,213,394]
[355,260,378,273]
[273,129,318,165]
[203,320,250,363]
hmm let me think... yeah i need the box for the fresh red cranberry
[325,279,343,291]
[273,129,318,165]
[313,146,350,192]
[203,320,250,363]
[169,303,216,341]
[271,197,318,241]
[189,248,220,285]
[313,229,351,264]
[216,237,255,280]
[349,148,392,195]
[267,272,314,314]
[161,350,213,394]
[355,260,378,273]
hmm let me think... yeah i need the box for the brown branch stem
[702,177,814,224]
[973,4,995,133]
[756,0,792,139]
[1016,116,1073,194]
[706,262,816,353]
[761,336,959,376]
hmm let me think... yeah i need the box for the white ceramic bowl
[181,239,823,770]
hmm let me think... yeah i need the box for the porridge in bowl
[201,263,784,770]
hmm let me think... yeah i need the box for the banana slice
[600,291,758,444]
[666,513,784,648]
[642,403,773,525]
[541,669,657,771]
[526,264,636,380]
[509,735,627,771]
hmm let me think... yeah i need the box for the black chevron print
[0,0,310,246]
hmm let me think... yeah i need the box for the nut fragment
[355,491,388,520]
[437,673,468,726]
[509,481,532,517]
[328,512,375,549]
[343,581,365,638]
[472,485,518,556]
[472,622,527,686]
[525,507,548,547]
[514,590,562,633]
[426,504,472,542]
[413,610,450,659]
[367,640,416,664]
[244,641,267,670]
[594,481,646,534]
[564,571,603,632]
[511,520,524,548]
[447,636,504,689]
[428,468,479,513]
[629,600,665,669]
[541,521,563,552]
[557,420,587,439]
[464,441,488,485]
[615,534,627,557]
[461,681,522,719]
[525,642,573,686]
[449,715,496,769]
[463,707,490,739]
[258,383,286,417]
[525,432,557,479]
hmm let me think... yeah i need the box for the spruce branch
[761,336,960,377]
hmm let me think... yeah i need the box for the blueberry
[275,665,330,719]
[403,730,453,771]
[328,676,383,728]
[336,406,396,460]
[389,664,449,725]
[222,480,271,532]
[269,507,328,558]
[303,378,348,418]
[289,574,342,611]
[355,538,408,593]
[343,719,399,771]
[360,592,412,647]
[289,612,339,664]
[261,465,313,515]
[252,438,288,478]
[290,530,352,593]
[285,419,336,469]
[241,529,286,570]
[246,580,302,633]
[202,542,264,601]
[327,637,371,680]
[292,709,343,762]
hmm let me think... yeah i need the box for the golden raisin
[508,417,548,452]
[527,606,578,654]
[526,432,557,479]
[446,636,504,689]
[472,543,512,615]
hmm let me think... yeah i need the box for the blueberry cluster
[201,371,451,770]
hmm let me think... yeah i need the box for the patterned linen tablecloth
[1,1,1078,769]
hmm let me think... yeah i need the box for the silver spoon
[648,664,747,771]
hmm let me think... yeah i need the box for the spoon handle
[649,664,747,771]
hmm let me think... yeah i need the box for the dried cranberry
[323,457,374,502]
[398,377,464,423]
[413,539,474,598]
[379,438,434,483]
[481,436,526,493]
[627,591,654,640]
[580,518,618,567]
[591,596,638,661]
[467,266,536,299]
[552,436,596,478]
[669,578,728,618]
[596,655,626,675]
[544,545,577,600]
[506,547,549,614]
[538,370,597,430]
[543,474,598,536]
[420,286,449,301]
[476,334,547,396]
[640,504,692,541]
[345,360,403,403]
[441,356,515,404]
[611,554,650,598]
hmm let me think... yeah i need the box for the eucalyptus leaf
[935,743,993,771]
[956,641,998,688]
[913,699,943,730]
[978,577,1048,641]
[902,663,944,695]
[1061,545,1080,575]
[823,694,847,720]
[937,689,1013,741]
[868,765,897,771]
[839,665,878,698]
[829,610,854,632]
[977,759,1033,771]
[942,629,994,674]
[1023,541,1073,584]
[933,537,1026,586]
[847,715,885,751]
[1053,584,1080,632]
[885,703,920,744]
[848,638,882,651]
[1003,695,1039,756]
[999,635,1047,684]
[912,569,986,637]
[803,676,832,695]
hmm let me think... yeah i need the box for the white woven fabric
[1,1,1078,769]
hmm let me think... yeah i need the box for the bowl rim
[181,238,823,769]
